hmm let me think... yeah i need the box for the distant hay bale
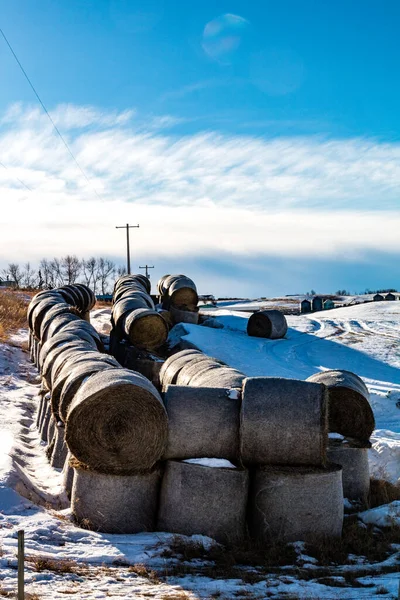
[170,305,199,325]
[249,464,343,544]
[158,274,198,309]
[163,385,240,461]
[306,370,375,441]
[71,463,161,533]
[240,377,328,466]
[327,441,370,504]
[124,308,168,351]
[50,424,68,469]
[157,460,249,544]
[247,310,288,339]
[114,274,151,295]
[65,369,168,473]
[51,354,119,418]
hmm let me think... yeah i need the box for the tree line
[1,256,127,295]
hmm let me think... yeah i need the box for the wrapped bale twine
[50,423,69,469]
[159,349,202,385]
[71,462,162,533]
[240,377,328,466]
[247,310,288,339]
[249,464,343,544]
[124,308,168,351]
[327,440,370,503]
[170,305,199,325]
[51,355,120,417]
[158,460,249,544]
[306,370,375,441]
[189,366,245,390]
[66,369,168,473]
[163,386,240,461]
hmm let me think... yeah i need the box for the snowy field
[0,301,399,598]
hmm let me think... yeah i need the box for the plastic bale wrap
[249,464,344,544]
[71,463,162,533]
[246,310,288,339]
[190,366,245,390]
[41,341,93,389]
[124,308,168,351]
[161,350,204,391]
[175,356,223,386]
[306,370,375,441]
[38,332,97,373]
[65,368,168,473]
[163,386,241,461]
[327,440,370,503]
[159,349,202,385]
[47,319,104,352]
[157,460,248,544]
[240,377,328,466]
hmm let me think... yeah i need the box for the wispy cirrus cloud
[0,102,399,294]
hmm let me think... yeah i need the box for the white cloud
[0,102,400,271]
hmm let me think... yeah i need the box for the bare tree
[4,263,23,288]
[22,262,36,288]
[82,257,98,292]
[61,255,81,285]
[49,258,64,287]
[98,258,116,295]
[39,259,54,289]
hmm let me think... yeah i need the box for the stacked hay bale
[28,284,169,533]
[157,274,199,324]
[306,370,374,506]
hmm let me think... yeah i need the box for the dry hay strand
[65,368,168,473]
[53,356,119,419]
[249,464,343,544]
[327,442,370,503]
[306,370,375,441]
[124,308,168,351]
[159,349,202,385]
[170,287,198,309]
[157,460,249,544]
[71,463,161,533]
[247,310,288,339]
[240,377,328,466]
[175,356,224,386]
[189,366,245,389]
[163,385,240,461]
[158,309,173,330]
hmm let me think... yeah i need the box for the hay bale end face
[124,308,168,351]
[163,385,240,461]
[249,464,344,544]
[71,464,161,533]
[157,460,249,544]
[247,310,288,339]
[66,369,168,473]
[240,377,328,466]
[306,370,375,441]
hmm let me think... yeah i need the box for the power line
[116,223,140,274]
[139,264,154,279]
[0,159,32,192]
[0,27,101,199]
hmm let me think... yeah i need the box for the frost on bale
[306,370,375,442]
[65,368,168,474]
[246,310,288,339]
[157,460,249,544]
[249,464,344,544]
[240,377,328,466]
[71,463,162,533]
[163,385,241,461]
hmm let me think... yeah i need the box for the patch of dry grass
[26,555,89,576]
[0,290,28,341]
[129,563,161,584]
[369,478,400,508]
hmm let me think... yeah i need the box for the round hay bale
[62,453,74,498]
[38,332,97,373]
[50,424,69,469]
[74,283,96,311]
[71,463,161,533]
[115,274,150,295]
[124,308,168,351]
[240,377,328,466]
[31,297,68,339]
[247,310,288,339]
[46,318,103,351]
[52,356,119,418]
[163,386,240,461]
[65,369,168,473]
[249,464,343,544]
[160,275,198,309]
[38,392,50,431]
[159,349,202,386]
[27,291,63,331]
[157,460,249,544]
[327,441,370,503]
[157,309,173,330]
[170,305,199,325]
[175,357,224,386]
[189,366,245,389]
[59,285,85,311]
[112,295,155,329]
[306,370,374,441]
[42,341,93,389]
[41,312,82,343]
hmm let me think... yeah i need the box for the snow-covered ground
[0,301,399,598]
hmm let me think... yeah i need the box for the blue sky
[0,1,399,295]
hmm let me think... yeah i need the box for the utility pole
[139,265,154,279]
[116,223,139,274]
